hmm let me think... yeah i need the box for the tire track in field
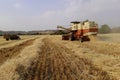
[16,38,116,80]
[0,38,37,65]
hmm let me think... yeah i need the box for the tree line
[99,24,120,33]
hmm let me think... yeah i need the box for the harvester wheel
[6,38,9,41]
[69,35,74,41]
[79,38,83,43]
[69,36,72,41]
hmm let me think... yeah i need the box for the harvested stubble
[15,38,116,80]
[0,38,36,65]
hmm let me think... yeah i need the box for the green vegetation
[99,24,112,33]
[0,31,3,36]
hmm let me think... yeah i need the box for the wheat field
[0,34,120,80]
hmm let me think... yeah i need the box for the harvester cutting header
[57,20,98,42]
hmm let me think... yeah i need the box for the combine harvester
[57,20,98,42]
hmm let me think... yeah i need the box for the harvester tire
[79,38,83,43]
[6,38,9,41]
[69,35,74,41]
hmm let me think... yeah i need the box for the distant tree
[99,24,111,33]
[0,31,3,36]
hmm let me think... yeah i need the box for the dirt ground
[0,34,120,80]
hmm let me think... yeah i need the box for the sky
[0,0,120,31]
